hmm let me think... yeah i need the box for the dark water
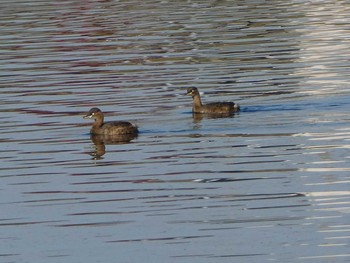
[1,1,350,262]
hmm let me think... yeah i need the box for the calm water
[1,0,350,262]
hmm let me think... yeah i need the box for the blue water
[1,1,350,262]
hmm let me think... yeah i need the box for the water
[1,0,350,262]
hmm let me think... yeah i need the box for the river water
[1,1,350,262]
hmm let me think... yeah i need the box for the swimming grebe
[186,87,240,114]
[83,107,138,135]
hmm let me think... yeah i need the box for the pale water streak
[1,0,350,262]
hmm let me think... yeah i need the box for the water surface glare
[1,1,350,262]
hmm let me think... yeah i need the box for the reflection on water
[87,133,138,159]
[191,111,239,122]
[1,0,350,262]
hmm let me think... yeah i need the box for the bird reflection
[191,112,237,123]
[87,133,137,159]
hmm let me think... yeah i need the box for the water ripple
[1,0,350,262]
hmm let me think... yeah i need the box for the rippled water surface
[1,1,350,262]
